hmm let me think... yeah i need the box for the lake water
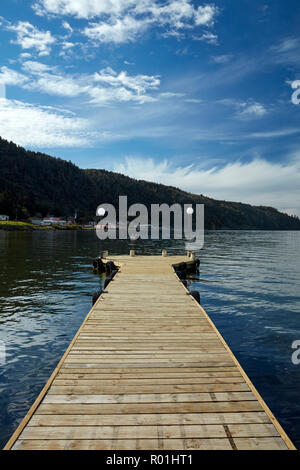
[0,230,299,448]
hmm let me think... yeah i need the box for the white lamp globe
[186,207,194,215]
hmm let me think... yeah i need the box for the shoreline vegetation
[2,220,300,232]
[0,221,95,231]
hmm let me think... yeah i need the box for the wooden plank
[72,343,224,349]
[60,362,236,370]
[12,438,233,450]
[36,401,264,415]
[66,353,228,359]
[54,376,245,384]
[58,367,239,375]
[19,424,228,439]
[233,437,288,450]
[43,391,256,403]
[29,412,271,427]
[227,423,279,437]
[61,362,236,368]
[19,423,281,440]
[48,383,250,394]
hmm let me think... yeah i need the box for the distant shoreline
[1,221,300,232]
[0,221,95,231]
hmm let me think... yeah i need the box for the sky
[0,0,300,216]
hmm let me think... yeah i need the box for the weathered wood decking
[4,255,295,450]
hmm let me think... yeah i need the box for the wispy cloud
[270,37,300,66]
[215,98,268,120]
[249,128,300,139]
[160,92,185,98]
[0,97,94,147]
[0,66,28,86]
[113,155,300,216]
[211,54,233,64]
[193,31,218,45]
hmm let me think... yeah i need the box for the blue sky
[0,0,300,215]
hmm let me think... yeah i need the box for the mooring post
[130,250,135,257]
[101,251,108,259]
[187,250,192,258]
[162,250,167,257]
[190,252,195,260]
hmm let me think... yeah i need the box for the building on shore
[31,219,43,225]
[41,217,67,226]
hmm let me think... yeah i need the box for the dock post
[130,250,135,257]
[101,251,108,259]
[162,250,167,257]
[190,252,195,260]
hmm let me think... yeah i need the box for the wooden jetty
[4,253,295,450]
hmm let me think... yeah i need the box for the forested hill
[0,136,299,230]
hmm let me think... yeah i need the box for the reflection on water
[0,230,299,448]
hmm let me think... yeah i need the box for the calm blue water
[0,230,299,448]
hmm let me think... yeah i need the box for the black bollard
[97,258,106,272]
[105,260,118,275]
[92,258,98,269]
[190,290,200,304]
[180,269,187,279]
[92,289,103,305]
[178,262,187,272]
[104,277,111,289]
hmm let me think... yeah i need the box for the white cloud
[84,16,147,43]
[22,61,55,74]
[62,20,73,34]
[193,31,218,44]
[1,62,160,105]
[0,66,28,87]
[19,52,32,59]
[144,2,217,29]
[184,98,203,103]
[213,98,268,121]
[160,92,185,98]
[21,61,85,96]
[93,67,160,94]
[7,21,56,56]
[211,54,232,64]
[270,37,300,67]
[33,0,138,18]
[0,97,93,147]
[249,128,300,139]
[113,156,300,216]
[33,1,218,44]
[88,85,156,105]
[61,41,76,50]
[0,84,5,99]
[239,103,267,119]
